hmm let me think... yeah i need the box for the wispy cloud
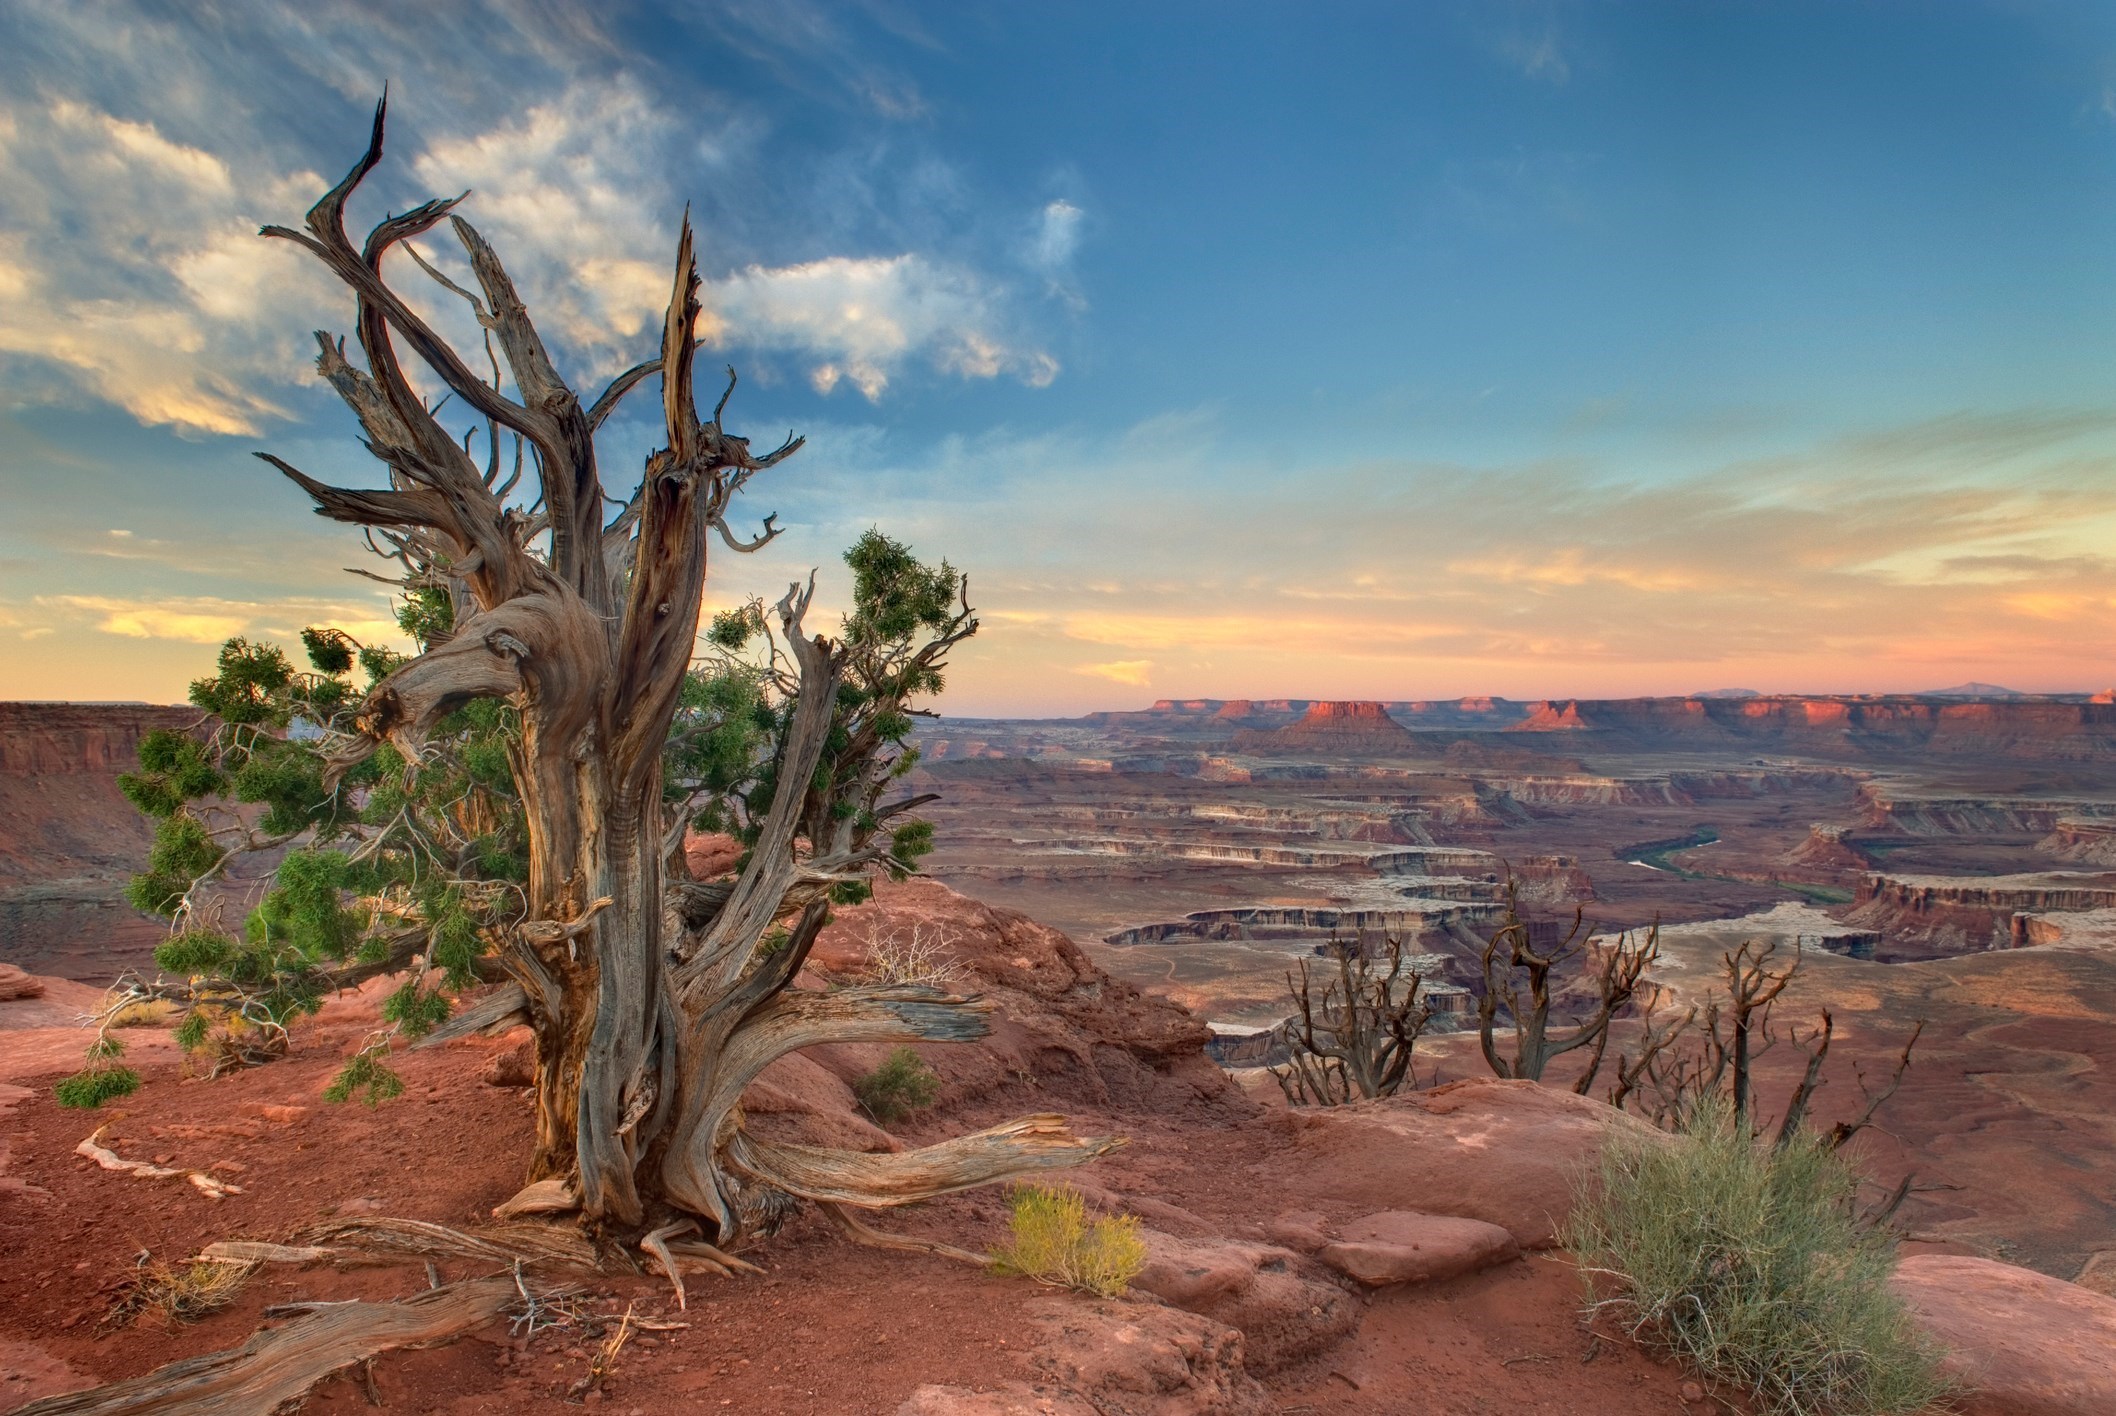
[714,253,1057,400]
[32,593,400,646]
[0,2,1069,434]
[1075,659,1154,687]
[1498,17,1570,86]
[808,405,2116,709]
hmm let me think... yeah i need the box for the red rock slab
[1319,1210,1520,1287]
[1129,1230,1362,1374]
[1134,1231,1285,1309]
[1893,1254,2116,1416]
[898,1384,1101,1415]
[1259,1077,1663,1248]
[1020,1297,1272,1416]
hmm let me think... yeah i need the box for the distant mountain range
[1919,683,2036,700]
[1697,684,2041,700]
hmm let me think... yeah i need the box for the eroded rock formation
[0,702,196,979]
[1231,701,1421,756]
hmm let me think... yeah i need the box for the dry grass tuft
[107,998,179,1028]
[990,1184,1147,1299]
[104,1254,257,1330]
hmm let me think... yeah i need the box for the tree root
[15,1276,517,1416]
[732,1113,1125,1207]
[819,1201,987,1267]
[492,1176,577,1219]
[295,1216,616,1272]
[197,1242,335,1266]
[75,1126,242,1201]
[639,1221,692,1310]
[666,1238,765,1277]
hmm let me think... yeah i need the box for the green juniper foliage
[54,1033,142,1109]
[65,531,969,1112]
[65,589,528,1106]
[663,530,972,900]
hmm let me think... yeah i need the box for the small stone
[1318,1210,1520,1287]
[1680,1381,1706,1404]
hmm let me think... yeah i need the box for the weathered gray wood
[14,1277,515,1416]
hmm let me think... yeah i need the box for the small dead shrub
[864,922,964,988]
[852,1046,940,1123]
[990,1184,1147,1298]
[104,1254,255,1330]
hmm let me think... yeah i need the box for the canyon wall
[1509,694,2116,759]
[0,702,192,979]
[1845,869,2116,958]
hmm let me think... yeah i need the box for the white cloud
[0,99,333,435]
[1031,199,1083,272]
[712,253,1057,401]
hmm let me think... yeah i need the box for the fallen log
[15,1276,515,1415]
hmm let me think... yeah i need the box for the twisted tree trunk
[267,99,1114,1248]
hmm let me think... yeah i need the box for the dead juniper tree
[66,100,1117,1268]
[1270,935,1433,1105]
[1476,881,1658,1093]
[1608,940,1924,1160]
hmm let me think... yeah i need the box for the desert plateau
[5,688,2116,1414]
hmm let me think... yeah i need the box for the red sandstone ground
[1,885,1703,1416]
[10,700,2116,1411]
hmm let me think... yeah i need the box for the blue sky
[3,1,2115,711]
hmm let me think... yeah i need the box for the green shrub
[1565,1101,1951,1416]
[852,1045,939,1123]
[323,1048,404,1107]
[990,1185,1147,1298]
[55,1065,143,1109]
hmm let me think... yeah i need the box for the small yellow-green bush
[990,1184,1148,1298]
[1565,1100,1950,1416]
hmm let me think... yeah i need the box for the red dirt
[0,885,1718,1416]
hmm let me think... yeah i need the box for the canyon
[4,691,2116,1412]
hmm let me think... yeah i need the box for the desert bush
[1565,1100,1950,1416]
[852,1046,940,1123]
[990,1184,1147,1298]
[865,921,965,988]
